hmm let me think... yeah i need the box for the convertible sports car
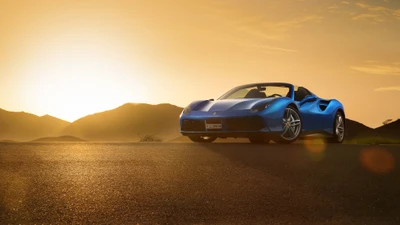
[179,82,345,144]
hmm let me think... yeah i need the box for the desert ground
[0,142,399,224]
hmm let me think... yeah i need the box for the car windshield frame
[217,83,295,100]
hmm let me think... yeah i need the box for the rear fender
[301,98,344,134]
[322,99,344,122]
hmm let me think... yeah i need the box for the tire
[188,136,217,143]
[326,111,345,143]
[249,137,270,144]
[274,105,302,144]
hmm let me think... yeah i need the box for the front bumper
[180,111,276,138]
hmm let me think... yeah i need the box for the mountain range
[0,103,399,142]
[0,109,70,141]
[0,103,182,142]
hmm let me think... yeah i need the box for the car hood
[191,98,277,112]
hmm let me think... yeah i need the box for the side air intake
[319,100,331,111]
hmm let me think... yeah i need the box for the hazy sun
[21,35,148,122]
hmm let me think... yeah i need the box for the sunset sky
[0,0,399,128]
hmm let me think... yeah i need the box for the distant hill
[62,103,183,142]
[345,119,374,140]
[376,119,400,131]
[343,118,400,143]
[30,135,86,143]
[0,109,70,141]
[369,119,400,139]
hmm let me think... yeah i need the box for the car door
[298,96,320,132]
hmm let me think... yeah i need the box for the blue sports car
[179,82,345,144]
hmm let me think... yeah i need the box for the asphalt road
[0,142,399,224]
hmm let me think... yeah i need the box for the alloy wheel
[335,114,345,142]
[281,108,302,141]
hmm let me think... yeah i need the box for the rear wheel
[188,136,217,143]
[326,111,345,143]
[275,105,302,144]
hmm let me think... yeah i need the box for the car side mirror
[299,96,317,105]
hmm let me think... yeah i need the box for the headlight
[251,105,268,112]
[251,100,276,112]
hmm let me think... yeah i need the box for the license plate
[206,123,222,130]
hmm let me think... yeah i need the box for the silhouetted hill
[62,103,183,141]
[30,135,86,143]
[376,119,400,131]
[343,118,400,143]
[345,119,374,140]
[0,109,70,141]
[371,118,400,139]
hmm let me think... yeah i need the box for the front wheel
[326,111,345,143]
[189,136,217,143]
[274,105,302,144]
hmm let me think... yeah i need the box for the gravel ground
[0,142,399,224]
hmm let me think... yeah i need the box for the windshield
[218,84,291,100]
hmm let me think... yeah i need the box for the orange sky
[0,0,399,128]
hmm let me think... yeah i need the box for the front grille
[181,119,205,131]
[225,116,265,131]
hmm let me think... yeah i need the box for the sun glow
[19,36,148,122]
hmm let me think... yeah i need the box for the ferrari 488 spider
[179,82,345,144]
